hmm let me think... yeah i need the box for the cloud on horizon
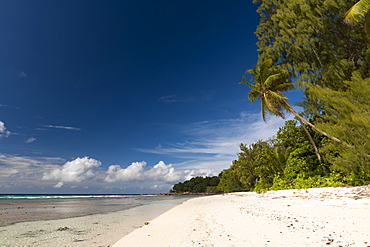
[136,112,295,172]
[0,154,65,187]
[40,157,215,189]
[105,161,215,183]
[1,153,214,191]
[42,157,101,184]
[53,182,64,188]
[0,112,297,192]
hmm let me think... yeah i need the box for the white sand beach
[114,186,370,247]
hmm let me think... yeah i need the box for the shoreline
[0,196,189,247]
[114,185,370,247]
[0,195,184,227]
[157,192,221,196]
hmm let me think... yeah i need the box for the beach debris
[57,227,69,231]
[144,222,150,225]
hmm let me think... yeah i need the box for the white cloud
[105,161,146,182]
[0,153,215,190]
[150,184,169,190]
[105,161,216,183]
[42,157,101,183]
[158,94,179,103]
[0,154,65,189]
[53,182,64,188]
[44,125,81,131]
[25,137,36,143]
[0,104,20,109]
[0,109,300,192]
[17,71,27,77]
[137,112,295,172]
[0,121,10,138]
[159,92,213,103]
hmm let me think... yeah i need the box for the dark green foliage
[218,140,284,192]
[174,0,370,193]
[219,120,346,192]
[345,0,370,38]
[311,72,370,184]
[217,169,244,193]
[171,176,220,193]
[235,0,370,191]
[254,0,369,90]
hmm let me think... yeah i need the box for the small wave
[0,194,154,200]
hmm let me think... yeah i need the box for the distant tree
[209,176,220,186]
[172,182,184,193]
[171,176,221,193]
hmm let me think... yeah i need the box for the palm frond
[240,79,257,89]
[264,73,283,88]
[267,90,288,102]
[345,0,370,24]
[276,82,296,92]
[263,93,279,114]
[248,90,261,103]
[244,68,255,74]
[243,59,294,121]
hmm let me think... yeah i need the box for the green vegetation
[218,120,346,192]
[171,176,221,193]
[345,0,370,37]
[170,0,370,193]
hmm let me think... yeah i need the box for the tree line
[170,176,221,193]
[171,0,370,193]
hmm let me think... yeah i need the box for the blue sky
[0,0,299,194]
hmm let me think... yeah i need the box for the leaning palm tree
[345,0,370,37]
[241,59,295,122]
[241,59,345,161]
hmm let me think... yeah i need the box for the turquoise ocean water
[0,194,152,199]
[0,194,188,246]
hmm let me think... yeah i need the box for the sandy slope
[113,186,370,247]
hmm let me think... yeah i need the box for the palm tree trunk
[296,118,322,163]
[284,101,370,159]
[283,100,350,147]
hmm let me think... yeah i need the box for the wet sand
[0,196,186,227]
[0,196,188,247]
[0,197,143,227]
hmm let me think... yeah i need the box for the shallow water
[0,196,188,247]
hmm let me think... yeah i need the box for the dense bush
[171,176,221,193]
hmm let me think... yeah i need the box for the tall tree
[253,0,367,91]
[241,58,345,161]
[242,59,343,143]
[310,72,370,183]
[251,0,370,184]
